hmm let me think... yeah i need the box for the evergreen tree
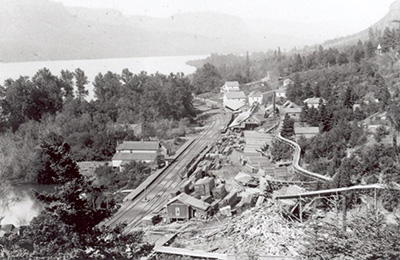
[373,74,391,106]
[60,69,75,100]
[281,114,295,138]
[314,85,321,97]
[277,47,282,62]
[74,68,89,102]
[382,27,395,52]
[37,132,82,184]
[294,54,303,72]
[388,104,400,154]
[365,41,376,59]
[319,103,332,133]
[342,86,353,109]
[300,102,309,123]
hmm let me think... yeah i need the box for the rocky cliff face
[324,0,400,47]
[371,0,400,30]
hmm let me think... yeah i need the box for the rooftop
[229,110,252,128]
[303,97,326,104]
[224,99,246,111]
[116,141,159,151]
[249,90,263,97]
[282,107,302,114]
[112,152,157,162]
[224,91,246,100]
[195,176,214,185]
[282,100,299,108]
[223,81,240,88]
[294,126,320,135]
[168,193,210,211]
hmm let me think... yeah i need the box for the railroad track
[123,128,221,233]
[103,111,226,230]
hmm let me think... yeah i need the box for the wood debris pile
[194,200,307,257]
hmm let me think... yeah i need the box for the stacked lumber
[212,184,227,200]
[195,200,306,257]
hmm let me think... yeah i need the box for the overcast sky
[54,0,395,31]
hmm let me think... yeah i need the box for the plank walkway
[274,183,400,200]
[275,117,333,182]
[154,246,228,260]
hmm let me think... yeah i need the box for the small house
[221,81,240,93]
[166,193,211,222]
[276,89,286,99]
[248,91,264,106]
[294,126,320,140]
[282,78,293,87]
[282,107,302,121]
[303,97,326,108]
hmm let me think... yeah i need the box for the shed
[166,193,211,222]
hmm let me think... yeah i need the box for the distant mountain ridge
[0,0,310,62]
[324,0,400,47]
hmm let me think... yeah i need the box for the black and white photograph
[1,0,400,259]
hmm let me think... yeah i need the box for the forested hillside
[191,25,400,204]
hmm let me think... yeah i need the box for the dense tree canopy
[0,69,197,181]
[192,63,223,94]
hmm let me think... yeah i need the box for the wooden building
[166,193,211,222]
[221,81,240,92]
[112,140,167,169]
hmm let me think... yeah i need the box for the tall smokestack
[273,91,276,116]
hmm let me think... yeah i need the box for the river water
[0,54,207,100]
[0,54,208,227]
[0,183,56,227]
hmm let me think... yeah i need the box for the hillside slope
[324,0,400,47]
[0,0,309,62]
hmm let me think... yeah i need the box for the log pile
[193,200,307,257]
